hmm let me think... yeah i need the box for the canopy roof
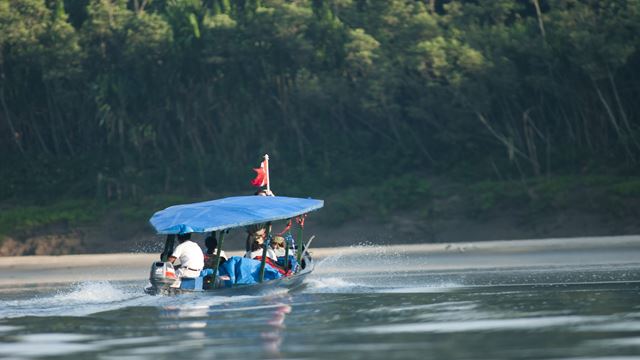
[149,195,324,235]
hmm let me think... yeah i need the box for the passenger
[242,188,278,259]
[255,188,275,196]
[270,235,286,257]
[204,233,227,269]
[244,233,290,276]
[245,188,275,251]
[244,228,277,260]
[167,233,204,283]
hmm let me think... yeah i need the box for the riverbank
[1,235,639,287]
[1,175,639,255]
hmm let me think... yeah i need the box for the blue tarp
[276,255,298,273]
[149,195,324,234]
[218,256,282,286]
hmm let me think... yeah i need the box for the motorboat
[144,195,323,295]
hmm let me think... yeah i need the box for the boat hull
[144,255,314,296]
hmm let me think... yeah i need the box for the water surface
[1,241,639,359]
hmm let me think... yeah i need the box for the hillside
[2,174,639,255]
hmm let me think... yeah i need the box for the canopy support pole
[211,230,225,287]
[258,222,272,283]
[283,227,290,271]
[160,234,175,262]
[264,154,270,193]
[296,219,304,271]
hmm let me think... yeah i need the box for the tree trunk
[593,80,633,160]
[522,109,541,176]
[608,69,639,151]
[531,0,546,42]
[0,86,25,155]
[428,0,436,14]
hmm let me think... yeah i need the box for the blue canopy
[149,196,324,235]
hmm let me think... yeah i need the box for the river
[1,236,639,359]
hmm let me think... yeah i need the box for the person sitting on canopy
[167,233,204,283]
[255,188,274,196]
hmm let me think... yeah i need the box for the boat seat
[179,276,204,291]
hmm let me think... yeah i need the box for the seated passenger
[167,233,204,285]
[243,231,292,276]
[244,228,277,260]
[243,188,275,251]
[270,235,286,257]
[204,233,227,269]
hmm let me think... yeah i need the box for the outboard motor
[149,261,178,288]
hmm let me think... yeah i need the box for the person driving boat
[167,233,204,285]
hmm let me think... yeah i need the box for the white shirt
[171,240,204,270]
[245,248,277,261]
[209,249,227,260]
[272,247,286,257]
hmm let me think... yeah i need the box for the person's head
[177,233,191,242]
[251,239,263,252]
[205,234,218,255]
[250,228,266,244]
[271,235,285,249]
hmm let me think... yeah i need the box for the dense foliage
[1,0,639,203]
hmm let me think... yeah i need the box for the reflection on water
[0,242,639,359]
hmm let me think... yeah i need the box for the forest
[1,0,640,248]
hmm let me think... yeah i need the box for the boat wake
[53,281,136,303]
[305,244,463,294]
[0,244,455,319]
[5,244,637,319]
[0,281,153,319]
[303,243,640,294]
[304,275,462,294]
[304,277,365,293]
[0,280,285,319]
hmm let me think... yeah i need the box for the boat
[144,195,324,295]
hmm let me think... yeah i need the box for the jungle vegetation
[1,0,639,232]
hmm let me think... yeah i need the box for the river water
[1,240,640,360]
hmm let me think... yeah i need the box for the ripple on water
[587,336,640,348]
[351,315,608,334]
[0,325,19,332]
[362,300,478,314]
[0,333,96,358]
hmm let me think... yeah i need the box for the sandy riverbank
[1,235,639,287]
